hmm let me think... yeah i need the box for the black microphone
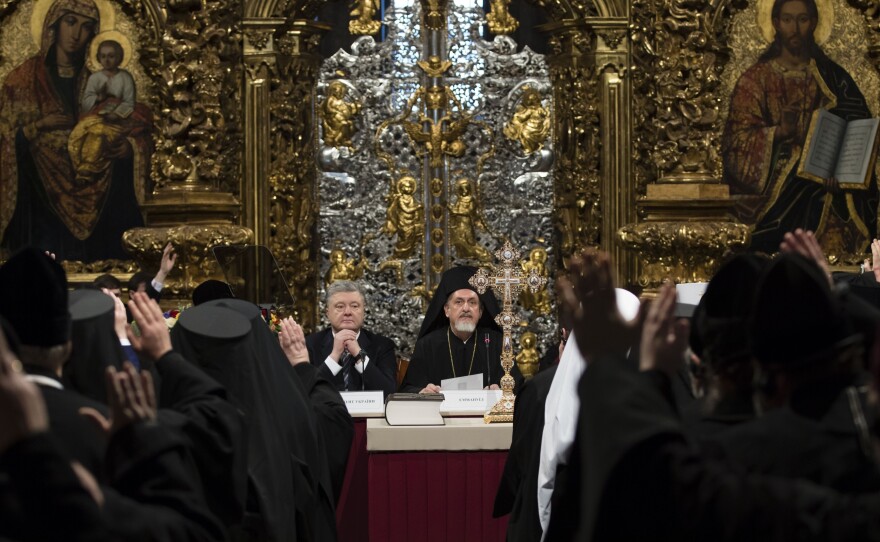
[484,333,491,387]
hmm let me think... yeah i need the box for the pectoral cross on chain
[469,240,547,423]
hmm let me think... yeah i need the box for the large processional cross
[470,241,547,423]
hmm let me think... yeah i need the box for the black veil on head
[171,303,299,541]
[200,299,327,480]
[63,289,125,403]
[417,264,502,339]
[171,299,328,541]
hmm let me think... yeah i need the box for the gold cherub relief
[417,55,452,77]
[503,87,550,155]
[448,178,493,262]
[349,0,381,35]
[519,247,551,314]
[383,175,424,259]
[320,81,362,148]
[324,246,363,285]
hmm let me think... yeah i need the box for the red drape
[368,450,509,542]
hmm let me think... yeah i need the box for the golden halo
[31,0,115,50]
[86,30,132,72]
[757,0,833,45]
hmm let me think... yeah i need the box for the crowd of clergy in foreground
[5,227,880,541]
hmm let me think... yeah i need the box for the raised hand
[126,292,172,361]
[779,229,831,285]
[639,282,690,375]
[557,250,641,361]
[102,288,127,341]
[80,363,157,436]
[154,243,177,285]
[278,317,310,366]
[864,239,880,281]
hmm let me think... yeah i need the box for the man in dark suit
[306,281,397,396]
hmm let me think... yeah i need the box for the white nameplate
[341,391,385,416]
[440,390,503,416]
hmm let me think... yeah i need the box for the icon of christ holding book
[722,0,879,255]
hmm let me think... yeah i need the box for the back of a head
[750,254,856,373]
[192,279,235,306]
[64,289,124,403]
[0,247,71,349]
[93,273,122,291]
[171,304,252,376]
[127,271,152,293]
[693,255,766,373]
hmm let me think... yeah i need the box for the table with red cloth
[336,416,513,542]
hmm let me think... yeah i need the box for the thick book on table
[385,393,445,426]
[798,108,880,188]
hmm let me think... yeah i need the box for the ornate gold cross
[470,240,547,423]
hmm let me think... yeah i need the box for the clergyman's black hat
[417,264,501,339]
[750,254,857,369]
[0,247,71,347]
[692,254,766,369]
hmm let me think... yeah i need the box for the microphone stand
[484,332,491,388]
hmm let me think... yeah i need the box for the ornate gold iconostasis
[1,0,879,356]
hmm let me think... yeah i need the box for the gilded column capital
[618,219,750,287]
[619,182,750,289]
[585,18,629,75]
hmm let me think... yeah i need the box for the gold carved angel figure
[384,176,424,259]
[448,178,493,262]
[349,0,381,35]
[516,331,540,379]
[417,56,452,77]
[320,81,361,148]
[324,247,362,285]
[486,0,519,35]
[520,247,551,314]
[503,87,550,155]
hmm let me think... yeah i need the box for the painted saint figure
[0,0,150,261]
[721,0,878,255]
[69,36,151,187]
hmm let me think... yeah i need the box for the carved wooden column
[616,0,749,290]
[539,20,602,270]
[244,18,285,248]
[265,20,329,329]
[124,0,252,298]
[587,17,635,286]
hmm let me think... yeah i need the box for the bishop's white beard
[453,321,476,334]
